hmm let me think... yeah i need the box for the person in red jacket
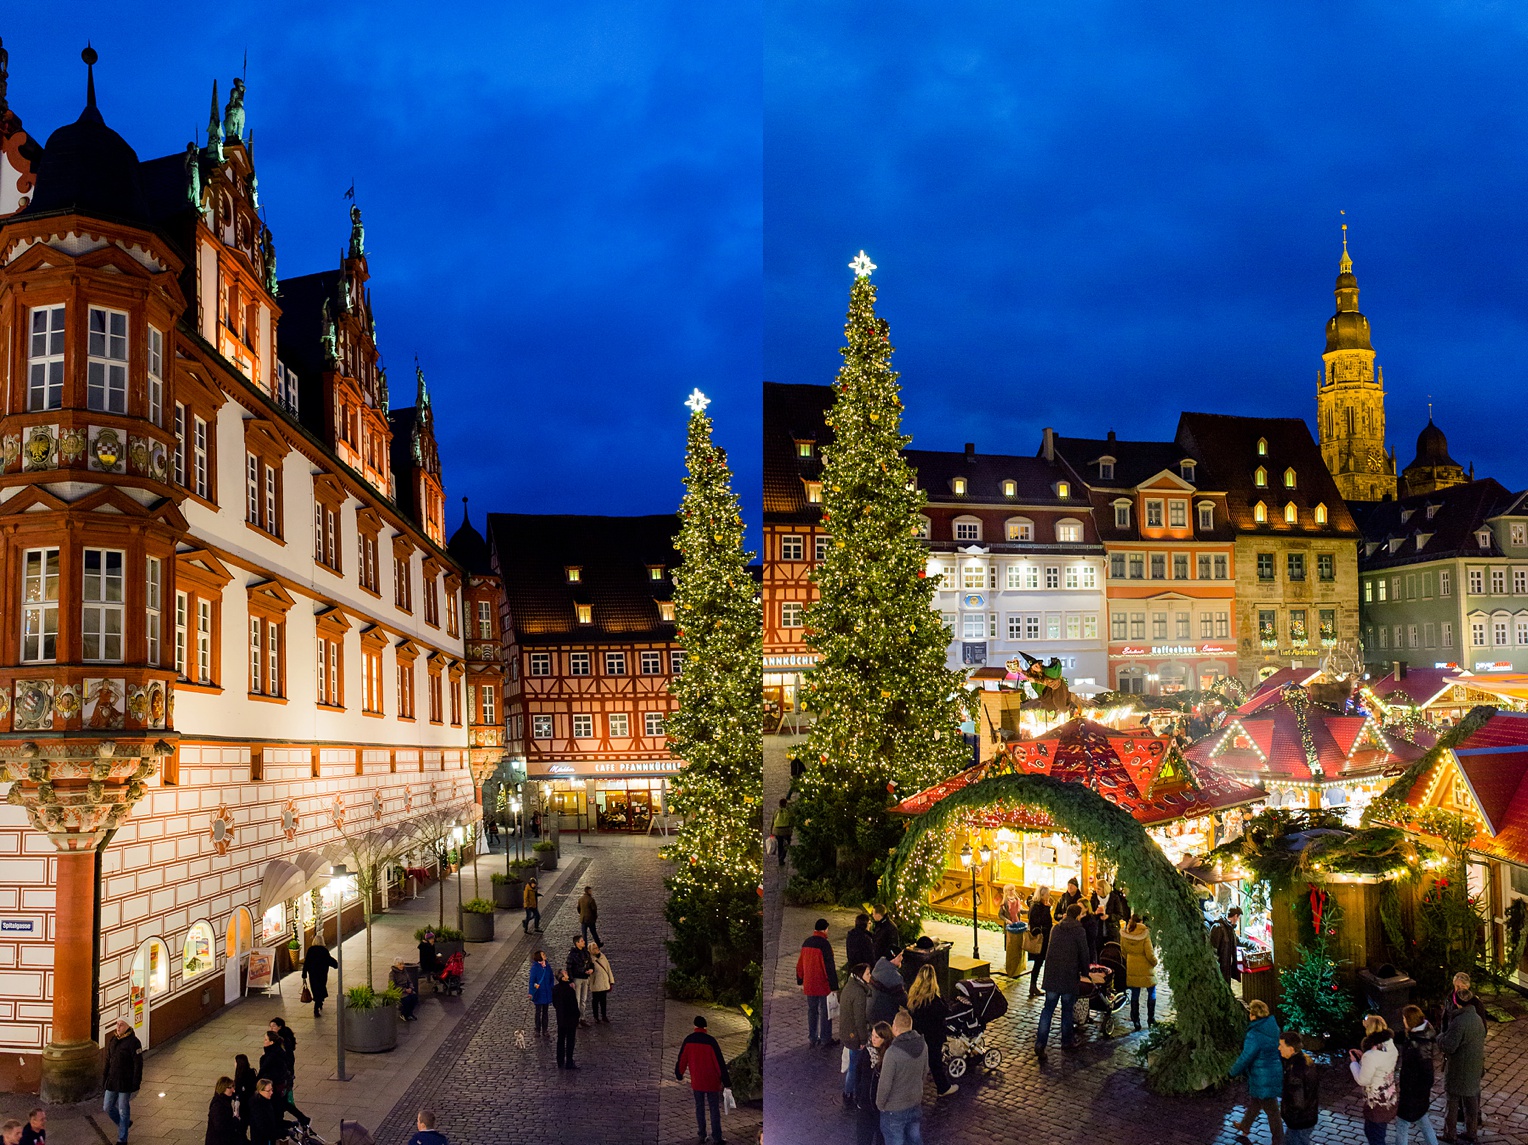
[796,918,841,1047]
[675,1015,731,1145]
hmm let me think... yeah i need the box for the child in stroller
[941,977,1009,1079]
[437,950,465,996]
[1072,941,1128,1038]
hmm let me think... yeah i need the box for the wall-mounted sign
[1117,644,1230,658]
[962,594,986,609]
[1474,661,1515,673]
[0,917,40,936]
[961,641,988,666]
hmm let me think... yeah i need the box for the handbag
[722,1088,737,1114]
[1366,1073,1399,1124]
[1022,930,1044,955]
[299,983,312,1004]
[840,1046,850,1073]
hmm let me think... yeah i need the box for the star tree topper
[684,388,711,415]
[849,250,877,278]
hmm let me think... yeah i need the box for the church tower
[1316,227,1396,501]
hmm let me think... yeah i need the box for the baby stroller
[942,977,1008,1079]
[437,950,465,996]
[1072,943,1128,1038]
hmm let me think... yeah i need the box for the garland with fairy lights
[791,258,970,895]
[661,394,763,1004]
[1207,808,1442,894]
[879,771,1244,1095]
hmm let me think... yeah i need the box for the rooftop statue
[222,77,245,143]
[349,203,365,258]
[184,142,201,208]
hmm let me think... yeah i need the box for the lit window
[1254,467,1267,487]
[658,601,676,622]
[1002,480,1017,497]
[1314,502,1328,525]
[1253,501,1267,523]
[952,478,967,495]
[566,566,582,583]
[86,308,129,413]
[648,565,665,581]
[1284,468,1297,489]
[1056,521,1082,543]
[1057,482,1070,499]
[796,441,812,458]
[27,305,66,411]
[1257,437,1267,456]
[575,604,592,624]
[805,481,823,504]
[1284,502,1298,524]
[1006,518,1033,542]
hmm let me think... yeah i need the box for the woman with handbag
[908,965,958,1098]
[1025,886,1053,998]
[1000,885,1026,977]
[1350,1014,1400,1145]
[301,943,337,1018]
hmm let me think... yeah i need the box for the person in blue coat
[1228,999,1285,1145]
[527,950,554,1035]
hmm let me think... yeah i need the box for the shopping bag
[841,1046,850,1073]
[1022,931,1044,955]
[722,1088,737,1114]
[765,835,777,855]
[826,991,840,1021]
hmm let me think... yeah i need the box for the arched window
[1284,502,1298,524]
[1284,468,1297,488]
[1180,460,1196,482]
[1257,437,1268,456]
[952,516,982,542]
[1004,517,1033,542]
[183,920,216,980]
[1314,503,1328,525]
[1254,466,1267,487]
[1253,501,1267,523]
[914,516,931,540]
[1055,518,1083,543]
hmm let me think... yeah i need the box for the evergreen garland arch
[881,772,1245,1094]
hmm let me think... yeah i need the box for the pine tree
[662,391,762,1001]
[793,255,970,895]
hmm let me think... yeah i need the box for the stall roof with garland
[891,717,1263,829]
[1394,710,1528,866]
[1187,684,1424,783]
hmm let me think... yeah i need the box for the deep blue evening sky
[5,2,760,541]
[767,3,1528,487]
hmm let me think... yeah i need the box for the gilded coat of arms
[59,428,87,464]
[23,427,55,471]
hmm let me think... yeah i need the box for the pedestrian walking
[1350,1014,1399,1145]
[1119,913,1158,1030]
[18,1110,44,1145]
[102,1018,142,1145]
[846,913,875,969]
[1396,1005,1439,1145]
[552,969,581,1069]
[855,1022,892,1145]
[269,1019,308,1127]
[1228,999,1284,1145]
[674,1015,731,1145]
[523,879,542,933]
[301,942,338,1017]
[2,1122,23,1145]
[796,918,840,1047]
[588,941,615,1022]
[1034,902,1091,1060]
[771,798,793,868]
[206,1078,240,1145]
[840,963,872,1109]
[389,959,419,1021]
[869,906,901,963]
[577,885,602,946]
[868,949,908,1027]
[1210,907,1243,983]
[245,1081,281,1145]
[528,949,554,1035]
[1437,981,1485,1144]
[1000,885,1025,977]
[406,1111,448,1145]
[877,1010,930,1145]
[567,936,594,1027]
[907,965,958,1098]
[1027,886,1053,998]
[1278,1031,1320,1145]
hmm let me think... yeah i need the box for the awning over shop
[258,860,307,919]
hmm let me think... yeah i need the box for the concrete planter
[462,911,496,943]
[534,848,558,871]
[436,939,465,963]
[492,880,524,910]
[342,1002,398,1053]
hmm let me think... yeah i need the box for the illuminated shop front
[531,759,684,832]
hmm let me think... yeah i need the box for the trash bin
[1358,965,1416,1034]
[901,939,952,995]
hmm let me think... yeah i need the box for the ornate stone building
[1316,231,1397,502]
[0,52,475,1096]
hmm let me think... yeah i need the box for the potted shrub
[532,840,558,871]
[491,872,523,910]
[462,899,496,942]
[342,984,401,1053]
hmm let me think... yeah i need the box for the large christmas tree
[662,390,762,1003]
[793,253,970,896]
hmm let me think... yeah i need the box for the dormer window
[565,566,582,584]
[1477,530,1492,549]
[647,565,665,581]
[575,604,593,624]
[657,601,676,622]
[1257,437,1268,456]
[1284,468,1297,489]
[804,481,823,504]
[1057,481,1070,499]
[1399,509,1413,524]
[1113,501,1131,529]
[1314,502,1328,525]
[1253,501,1267,524]
[1002,480,1017,498]
[1099,459,1115,481]
[1180,460,1196,482]
[951,477,968,496]
[1284,502,1298,524]
[1425,504,1439,520]
[1197,502,1214,531]
[1254,466,1267,488]
[796,440,813,458]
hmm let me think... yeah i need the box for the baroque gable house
[0,49,474,1097]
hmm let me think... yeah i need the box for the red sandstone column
[51,850,96,1045]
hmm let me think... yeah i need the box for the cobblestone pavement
[762,734,1528,1144]
[375,836,761,1145]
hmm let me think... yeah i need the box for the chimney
[1042,427,1054,462]
[965,442,976,464]
[1393,660,1405,681]
[1107,429,1117,444]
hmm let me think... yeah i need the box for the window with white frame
[915,517,931,540]
[640,650,662,674]
[570,651,591,676]
[1516,569,1528,595]
[815,534,830,561]
[1065,565,1079,589]
[1469,569,1484,595]
[86,308,128,413]
[608,712,629,737]
[605,651,627,675]
[781,601,804,628]
[1442,622,1453,647]
[1518,619,1528,646]
[249,618,263,693]
[81,549,124,662]
[1045,566,1060,589]
[961,613,986,639]
[1055,520,1082,543]
[1152,612,1168,639]
[572,713,594,738]
[267,621,280,696]
[247,454,261,525]
[1099,460,1114,480]
[1197,503,1214,530]
[147,326,164,426]
[1496,620,1511,647]
[196,599,212,683]
[1046,613,1061,639]
[1168,500,1187,528]
[28,305,66,411]
[529,651,552,676]
[954,518,982,542]
[644,711,665,736]
[174,591,188,676]
[1472,620,1487,646]
[173,403,186,486]
[1493,568,1507,594]
[1441,569,1452,596]
[20,548,60,662]
[477,600,493,638]
[482,685,496,725]
[1112,612,1128,640]
[1514,523,1528,547]
[1005,518,1033,542]
[961,564,985,589]
[193,416,209,499]
[1145,500,1163,527]
[145,557,162,666]
[1114,502,1130,529]
[532,714,553,739]
[780,534,804,561]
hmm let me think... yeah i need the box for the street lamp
[958,841,992,961]
[328,864,353,1082]
[452,825,466,927]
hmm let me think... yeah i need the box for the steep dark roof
[447,501,493,577]
[1407,419,1462,471]
[23,92,149,229]
[486,513,679,645]
[1348,478,1518,570]
[274,268,342,436]
[1052,434,1203,490]
[1175,413,1359,536]
[763,382,832,523]
[905,446,1080,507]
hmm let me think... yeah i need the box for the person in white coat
[1349,1014,1400,1145]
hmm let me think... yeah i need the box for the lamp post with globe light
[958,841,991,961]
[328,863,354,1081]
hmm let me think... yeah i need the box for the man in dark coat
[869,905,901,963]
[1209,907,1242,982]
[551,969,581,1069]
[102,1019,142,1145]
[674,1015,731,1145]
[1034,903,1092,1059]
[845,913,875,969]
[577,886,601,947]
[1437,985,1486,1143]
[567,937,594,1027]
[301,943,338,1017]
[868,950,908,1027]
[1278,1031,1320,1143]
